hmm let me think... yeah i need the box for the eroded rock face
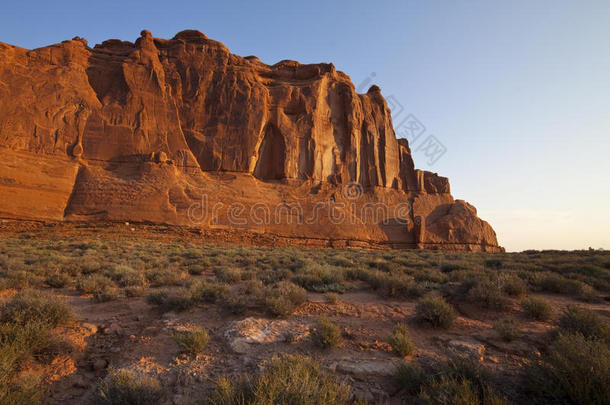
[0,30,503,252]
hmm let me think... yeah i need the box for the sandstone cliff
[0,30,502,251]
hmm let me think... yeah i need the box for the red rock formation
[0,30,503,252]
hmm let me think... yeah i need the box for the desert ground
[1,221,608,405]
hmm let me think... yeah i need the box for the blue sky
[1,0,608,251]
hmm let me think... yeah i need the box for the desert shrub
[325,292,339,304]
[388,323,415,357]
[93,286,119,303]
[172,327,208,354]
[395,362,425,394]
[440,263,464,273]
[415,296,457,329]
[257,268,292,284]
[146,288,198,312]
[77,274,115,294]
[361,270,423,299]
[520,298,553,321]
[526,333,610,405]
[531,272,597,300]
[396,356,508,405]
[467,279,511,311]
[0,375,42,405]
[209,376,253,405]
[311,317,342,349]
[263,282,307,317]
[187,263,206,275]
[213,267,242,284]
[104,265,145,287]
[0,290,71,328]
[484,259,503,269]
[449,269,488,284]
[557,305,608,340]
[192,281,229,303]
[209,355,352,405]
[93,368,166,405]
[145,290,168,306]
[0,291,71,404]
[413,269,448,284]
[124,286,144,297]
[292,263,345,293]
[227,295,250,315]
[493,318,522,342]
[146,268,184,287]
[418,375,480,404]
[240,279,265,297]
[501,276,527,297]
[45,273,71,288]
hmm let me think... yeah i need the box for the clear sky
[1,0,608,251]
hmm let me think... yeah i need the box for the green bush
[527,333,610,405]
[520,298,553,321]
[311,317,342,349]
[557,305,608,340]
[93,368,166,405]
[172,327,208,355]
[388,323,415,357]
[493,318,522,342]
[209,355,352,405]
[415,296,457,329]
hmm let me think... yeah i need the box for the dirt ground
[1,221,608,404]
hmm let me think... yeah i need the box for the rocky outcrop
[0,30,502,252]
